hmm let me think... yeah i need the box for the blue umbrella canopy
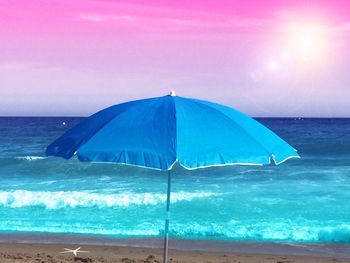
[46,93,300,263]
[46,94,299,169]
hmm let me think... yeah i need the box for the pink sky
[0,0,349,117]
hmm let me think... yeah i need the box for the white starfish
[59,247,89,256]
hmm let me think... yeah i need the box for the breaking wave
[15,156,47,161]
[0,190,219,209]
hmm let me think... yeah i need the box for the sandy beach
[0,234,349,263]
[0,242,350,263]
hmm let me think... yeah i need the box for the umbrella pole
[163,170,171,263]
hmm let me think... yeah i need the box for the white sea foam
[0,190,219,209]
[0,216,349,242]
[167,222,350,242]
[0,223,160,236]
[15,156,47,161]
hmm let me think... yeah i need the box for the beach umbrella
[46,91,299,262]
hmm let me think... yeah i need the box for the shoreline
[0,233,349,260]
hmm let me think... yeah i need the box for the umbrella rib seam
[171,96,178,169]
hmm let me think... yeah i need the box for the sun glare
[259,21,329,79]
[281,51,291,62]
[267,60,278,72]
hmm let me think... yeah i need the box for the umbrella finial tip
[169,90,176,96]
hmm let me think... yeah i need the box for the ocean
[0,117,349,244]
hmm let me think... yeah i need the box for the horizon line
[1,115,349,119]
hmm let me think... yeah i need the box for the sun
[284,22,328,64]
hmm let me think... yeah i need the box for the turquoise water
[0,117,349,243]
